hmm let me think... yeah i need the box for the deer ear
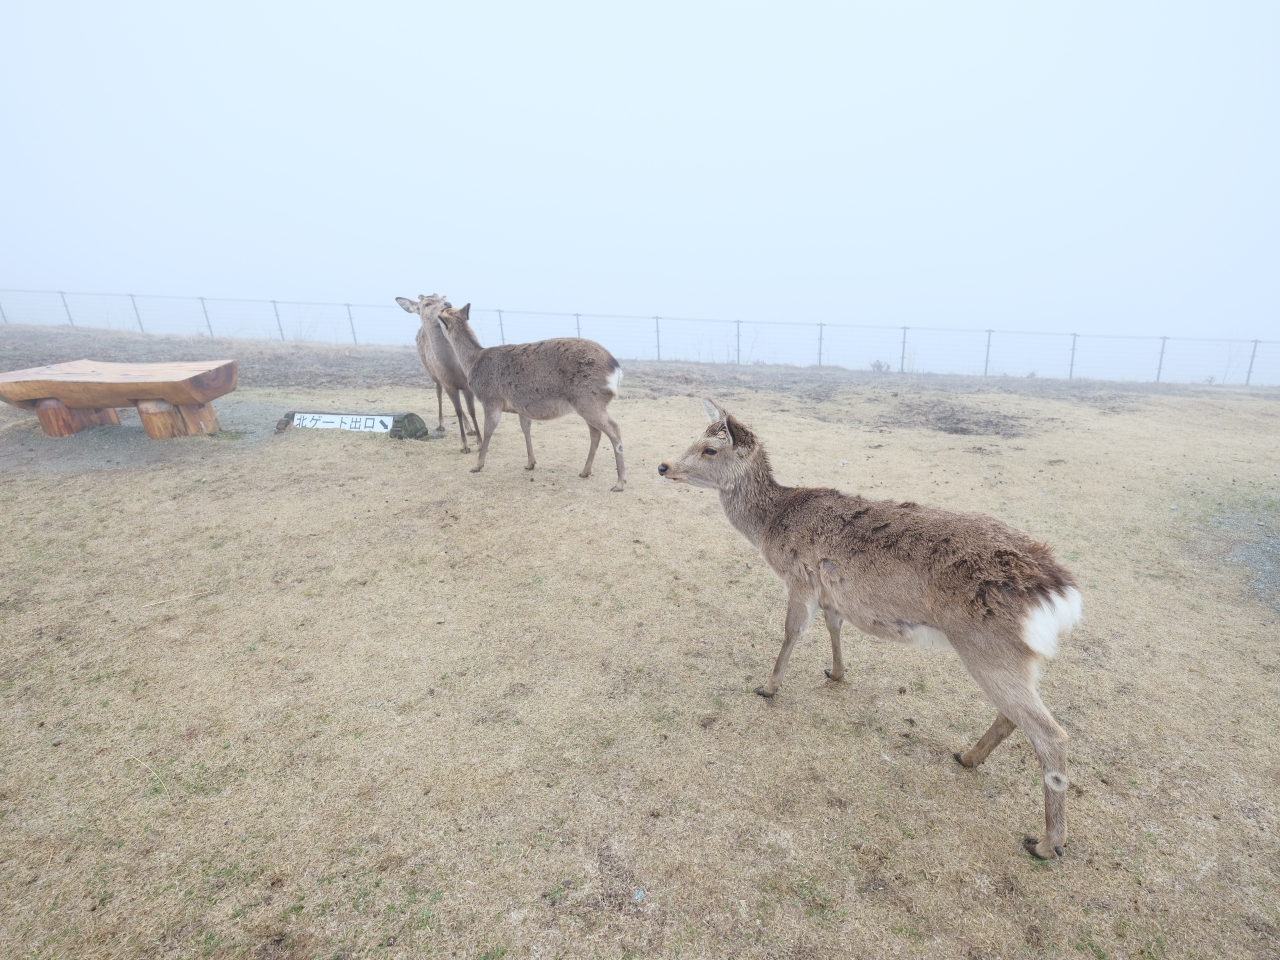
[395,297,416,313]
[458,303,471,320]
[702,398,722,424]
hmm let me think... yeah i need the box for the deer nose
[658,463,668,476]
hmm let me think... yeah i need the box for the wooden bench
[0,359,238,439]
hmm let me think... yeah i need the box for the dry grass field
[1,324,1278,960]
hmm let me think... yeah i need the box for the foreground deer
[435,304,627,491]
[395,294,481,452]
[659,400,1083,859]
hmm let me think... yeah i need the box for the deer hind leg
[955,712,1017,768]
[960,654,1069,859]
[757,588,817,698]
[445,388,471,453]
[463,390,481,437]
[519,415,536,470]
[472,403,503,473]
[435,382,446,433]
[575,405,626,492]
[580,426,602,479]
[823,608,846,681]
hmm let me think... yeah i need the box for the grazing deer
[395,294,481,452]
[658,400,1083,860]
[435,304,627,492]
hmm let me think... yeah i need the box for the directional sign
[292,412,395,433]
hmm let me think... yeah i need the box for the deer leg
[581,426,602,478]
[463,390,481,438]
[446,388,470,453]
[756,588,817,698]
[955,712,1017,768]
[435,382,445,433]
[823,608,846,681]
[472,403,503,473]
[576,408,626,492]
[960,655,1069,859]
[519,415,536,470]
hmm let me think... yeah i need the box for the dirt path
[2,325,1278,958]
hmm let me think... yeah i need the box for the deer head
[395,294,449,325]
[658,399,760,489]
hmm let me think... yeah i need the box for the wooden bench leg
[34,399,120,437]
[136,399,221,438]
[178,402,221,435]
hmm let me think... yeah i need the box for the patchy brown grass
[1,325,1278,959]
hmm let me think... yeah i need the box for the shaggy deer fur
[659,400,1083,860]
[395,294,480,452]
[436,304,627,492]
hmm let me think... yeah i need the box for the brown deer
[658,400,1083,860]
[395,294,480,452]
[435,304,627,492]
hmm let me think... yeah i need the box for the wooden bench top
[0,359,237,409]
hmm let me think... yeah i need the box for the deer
[434,303,627,492]
[395,294,481,452]
[658,400,1083,860]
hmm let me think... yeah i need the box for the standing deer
[395,294,481,452]
[658,400,1083,860]
[435,304,627,492]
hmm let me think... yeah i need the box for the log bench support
[34,399,121,438]
[135,400,222,439]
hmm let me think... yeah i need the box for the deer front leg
[463,390,481,438]
[447,388,471,453]
[756,589,817,698]
[519,415,536,470]
[823,608,845,681]
[435,382,446,433]
[472,404,503,473]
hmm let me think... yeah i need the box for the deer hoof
[469,466,483,474]
[753,685,776,699]
[953,752,974,768]
[1022,836,1061,860]
[824,669,844,681]
[611,486,625,493]
[579,470,591,479]
[525,464,536,471]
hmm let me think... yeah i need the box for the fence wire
[1,288,1275,387]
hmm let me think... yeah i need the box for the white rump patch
[908,625,954,651]
[1019,587,1083,660]
[605,367,623,397]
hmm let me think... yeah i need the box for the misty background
[1,2,1277,342]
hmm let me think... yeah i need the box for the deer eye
[702,447,717,456]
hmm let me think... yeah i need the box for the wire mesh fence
[1,287,1276,386]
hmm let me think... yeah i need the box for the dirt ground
[1,324,1278,960]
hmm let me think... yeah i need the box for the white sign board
[292,412,395,433]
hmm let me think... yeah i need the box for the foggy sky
[1,2,1276,338]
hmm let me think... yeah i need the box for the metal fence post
[130,294,143,333]
[1155,336,1167,383]
[272,300,284,340]
[346,304,358,345]
[1069,333,1077,380]
[736,320,741,365]
[0,298,7,323]
[983,329,992,376]
[574,313,581,338]
[654,317,661,361]
[1245,340,1259,386]
[817,323,824,367]
[899,326,908,374]
[199,297,214,337]
[60,291,74,326]
[497,310,505,345]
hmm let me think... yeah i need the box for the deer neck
[446,324,485,375]
[717,453,785,549]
